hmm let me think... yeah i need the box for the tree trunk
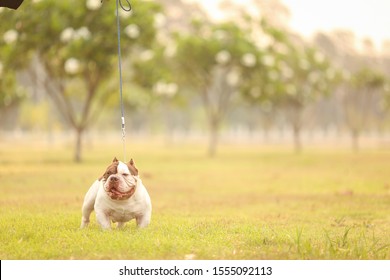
[352,130,360,153]
[293,123,302,154]
[289,103,304,154]
[75,128,84,162]
[208,118,220,157]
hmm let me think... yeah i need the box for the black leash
[101,0,132,162]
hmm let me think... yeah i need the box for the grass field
[0,140,389,259]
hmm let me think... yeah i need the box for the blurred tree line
[1,0,390,161]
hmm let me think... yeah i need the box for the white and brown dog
[80,157,151,230]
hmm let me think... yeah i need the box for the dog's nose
[110,176,119,182]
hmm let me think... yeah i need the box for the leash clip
[121,117,126,139]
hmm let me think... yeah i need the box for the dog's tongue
[107,183,117,192]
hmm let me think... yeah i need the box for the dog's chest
[107,206,137,223]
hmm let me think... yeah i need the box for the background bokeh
[1,0,390,260]
[1,0,390,161]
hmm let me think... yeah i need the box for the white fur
[80,161,152,230]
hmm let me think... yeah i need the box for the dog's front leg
[96,210,111,230]
[80,204,93,229]
[136,212,151,228]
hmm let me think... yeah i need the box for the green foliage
[241,22,339,109]
[0,72,24,109]
[0,8,27,113]
[173,20,257,89]
[351,67,386,90]
[133,46,169,89]
[19,100,60,130]
[342,66,389,139]
[0,0,161,111]
[1,0,160,76]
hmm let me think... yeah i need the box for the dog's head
[99,157,139,200]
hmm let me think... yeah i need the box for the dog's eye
[123,174,129,177]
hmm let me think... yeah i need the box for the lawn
[0,140,389,259]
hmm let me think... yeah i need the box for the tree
[1,0,160,161]
[343,67,386,152]
[279,45,339,152]
[241,20,339,152]
[172,20,258,156]
[314,31,390,151]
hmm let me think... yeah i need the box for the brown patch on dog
[127,158,139,176]
[99,157,119,181]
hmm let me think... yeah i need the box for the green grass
[0,141,389,259]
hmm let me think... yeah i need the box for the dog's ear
[99,159,119,181]
[127,158,139,176]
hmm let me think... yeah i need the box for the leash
[102,0,132,162]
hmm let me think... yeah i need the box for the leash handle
[119,0,132,12]
[101,0,132,11]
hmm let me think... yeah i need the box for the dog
[80,157,151,229]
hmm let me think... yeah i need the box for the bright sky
[281,0,390,48]
[192,0,390,49]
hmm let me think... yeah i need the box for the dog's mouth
[104,180,136,200]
